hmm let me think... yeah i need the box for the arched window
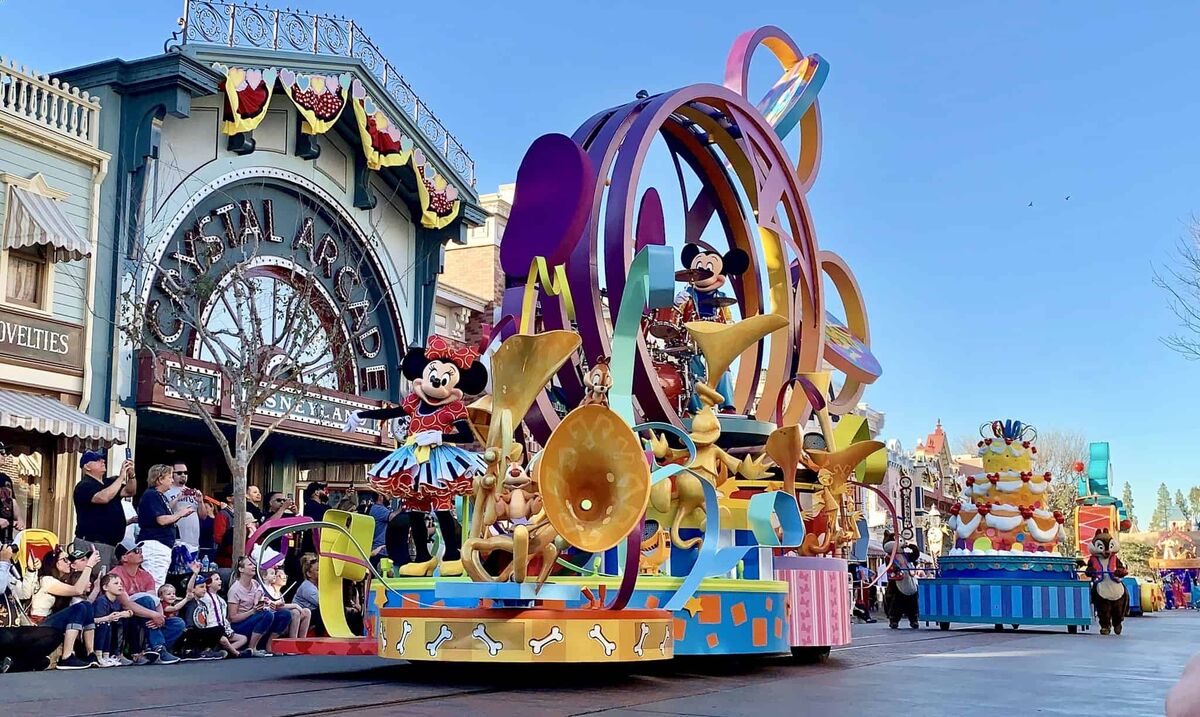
[193,261,352,392]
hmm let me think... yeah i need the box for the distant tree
[1029,429,1086,555]
[1121,482,1138,531]
[1154,220,1200,360]
[1189,487,1200,524]
[1150,483,1174,531]
[1119,540,1156,580]
[954,435,980,457]
[1176,489,1193,523]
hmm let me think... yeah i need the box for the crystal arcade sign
[144,178,404,402]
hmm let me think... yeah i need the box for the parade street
[3,611,1192,717]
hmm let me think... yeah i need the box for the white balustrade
[0,57,101,147]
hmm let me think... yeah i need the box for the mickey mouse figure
[344,335,488,577]
[677,241,750,414]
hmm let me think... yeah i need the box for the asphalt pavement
[2,610,1193,716]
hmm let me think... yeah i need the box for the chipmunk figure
[580,356,613,407]
[1085,528,1129,636]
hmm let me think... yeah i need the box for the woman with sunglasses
[29,546,100,669]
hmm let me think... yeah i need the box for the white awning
[0,388,125,449]
[4,186,90,262]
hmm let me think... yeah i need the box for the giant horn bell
[539,404,650,553]
[685,314,788,389]
[484,330,581,448]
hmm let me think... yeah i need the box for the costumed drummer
[344,336,488,577]
[676,242,750,414]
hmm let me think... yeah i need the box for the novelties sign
[0,307,84,370]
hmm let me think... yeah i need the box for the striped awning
[4,186,90,262]
[0,388,125,449]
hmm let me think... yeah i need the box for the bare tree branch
[1155,218,1200,361]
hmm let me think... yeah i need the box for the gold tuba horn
[538,404,651,553]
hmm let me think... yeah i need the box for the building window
[5,246,48,309]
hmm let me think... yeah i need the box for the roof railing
[176,0,475,187]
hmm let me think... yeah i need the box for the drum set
[641,268,736,416]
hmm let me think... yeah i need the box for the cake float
[947,419,1066,556]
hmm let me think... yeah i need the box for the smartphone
[111,443,131,477]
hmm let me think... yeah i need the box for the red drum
[645,306,684,340]
[654,360,685,407]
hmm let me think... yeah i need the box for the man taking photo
[73,451,134,568]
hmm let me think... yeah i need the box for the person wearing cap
[73,451,135,569]
[109,542,184,664]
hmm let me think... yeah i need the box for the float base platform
[373,574,799,659]
[376,607,672,663]
[919,576,1092,632]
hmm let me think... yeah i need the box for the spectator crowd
[0,451,376,673]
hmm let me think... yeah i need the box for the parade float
[1151,529,1200,609]
[920,420,1091,633]
[247,22,893,664]
[1072,442,1132,545]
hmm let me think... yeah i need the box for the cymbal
[675,268,714,282]
[710,296,737,308]
[663,345,694,356]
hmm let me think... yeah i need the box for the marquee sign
[136,352,393,448]
[145,179,403,402]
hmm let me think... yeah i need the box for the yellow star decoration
[683,597,704,618]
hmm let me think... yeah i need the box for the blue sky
[3,1,1198,523]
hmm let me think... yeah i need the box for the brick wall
[443,244,504,349]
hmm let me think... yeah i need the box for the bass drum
[1097,578,1125,602]
[653,360,685,411]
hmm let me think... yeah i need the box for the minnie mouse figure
[677,241,750,414]
[344,335,488,577]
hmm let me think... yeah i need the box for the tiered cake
[947,419,1066,555]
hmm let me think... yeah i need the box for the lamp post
[927,505,943,563]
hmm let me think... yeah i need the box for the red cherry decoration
[977,441,984,448]
[1031,446,1037,454]
[949,504,962,516]
[1054,513,1066,525]
[1019,505,1034,519]
[1043,472,1052,482]
[985,439,993,445]
[1022,441,1030,448]
[965,476,976,486]
[1005,438,1013,445]
[1020,472,1031,483]
[977,503,992,516]
[988,473,1000,485]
